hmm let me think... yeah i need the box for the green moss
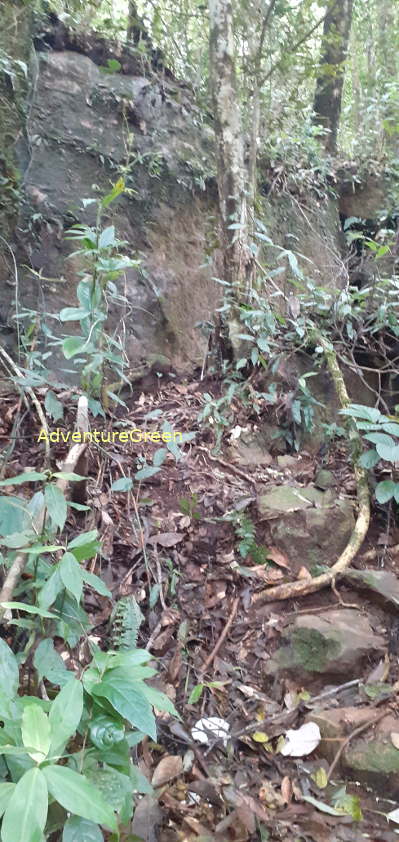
[347,740,399,774]
[279,628,341,673]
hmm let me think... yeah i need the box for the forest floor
[1,371,399,842]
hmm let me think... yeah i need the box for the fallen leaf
[252,731,269,743]
[280,722,321,757]
[152,754,183,787]
[266,546,291,569]
[191,717,230,746]
[148,532,184,547]
[311,767,328,789]
[391,732,399,750]
[281,776,292,804]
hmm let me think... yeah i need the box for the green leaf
[52,472,87,482]
[1,767,48,842]
[0,783,15,819]
[302,794,346,816]
[364,432,394,447]
[110,477,133,492]
[59,307,91,322]
[49,678,83,757]
[62,336,89,360]
[375,480,396,504]
[38,568,63,609]
[376,442,399,462]
[62,816,103,842]
[44,391,64,422]
[101,178,125,208]
[43,766,117,832]
[0,472,47,487]
[153,448,167,467]
[99,226,116,249]
[33,639,69,687]
[45,485,67,531]
[21,705,51,763]
[341,405,383,423]
[0,638,19,699]
[138,682,179,718]
[359,449,380,469]
[81,570,111,598]
[91,674,157,739]
[0,496,31,536]
[85,766,132,813]
[59,552,83,603]
[134,466,160,480]
[68,530,100,562]
[188,684,204,704]
[0,602,57,619]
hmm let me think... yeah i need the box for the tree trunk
[208,0,250,290]
[127,0,147,44]
[313,0,353,155]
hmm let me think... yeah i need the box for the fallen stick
[253,336,371,603]
[0,396,89,622]
[199,596,240,677]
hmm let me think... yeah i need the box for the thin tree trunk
[208,0,250,290]
[313,0,353,155]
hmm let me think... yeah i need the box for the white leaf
[191,717,230,747]
[280,722,321,757]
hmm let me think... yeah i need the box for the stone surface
[268,608,385,676]
[307,706,399,797]
[257,485,354,572]
[314,469,335,490]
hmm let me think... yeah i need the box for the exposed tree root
[253,336,371,604]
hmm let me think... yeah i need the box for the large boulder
[257,485,355,572]
[267,608,385,677]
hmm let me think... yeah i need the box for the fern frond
[111,595,144,650]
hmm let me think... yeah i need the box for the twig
[199,596,240,677]
[327,708,388,783]
[253,335,370,603]
[197,446,257,488]
[0,344,50,465]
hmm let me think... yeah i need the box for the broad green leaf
[81,570,111,598]
[44,391,64,423]
[99,226,116,249]
[21,705,51,763]
[358,449,380,469]
[45,485,67,531]
[49,678,83,757]
[0,472,47,487]
[43,766,117,832]
[0,496,32,536]
[135,466,160,481]
[0,639,19,699]
[38,568,63,609]
[92,674,157,739]
[52,472,87,482]
[1,767,48,842]
[59,307,91,322]
[376,442,399,462]
[110,477,133,492]
[138,682,179,717]
[153,449,167,468]
[62,336,89,359]
[33,639,69,687]
[364,432,394,447]
[341,405,382,423]
[0,602,57,619]
[0,783,15,818]
[375,480,396,504]
[86,766,132,813]
[302,794,346,816]
[62,816,103,842]
[59,552,83,603]
[68,530,100,562]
